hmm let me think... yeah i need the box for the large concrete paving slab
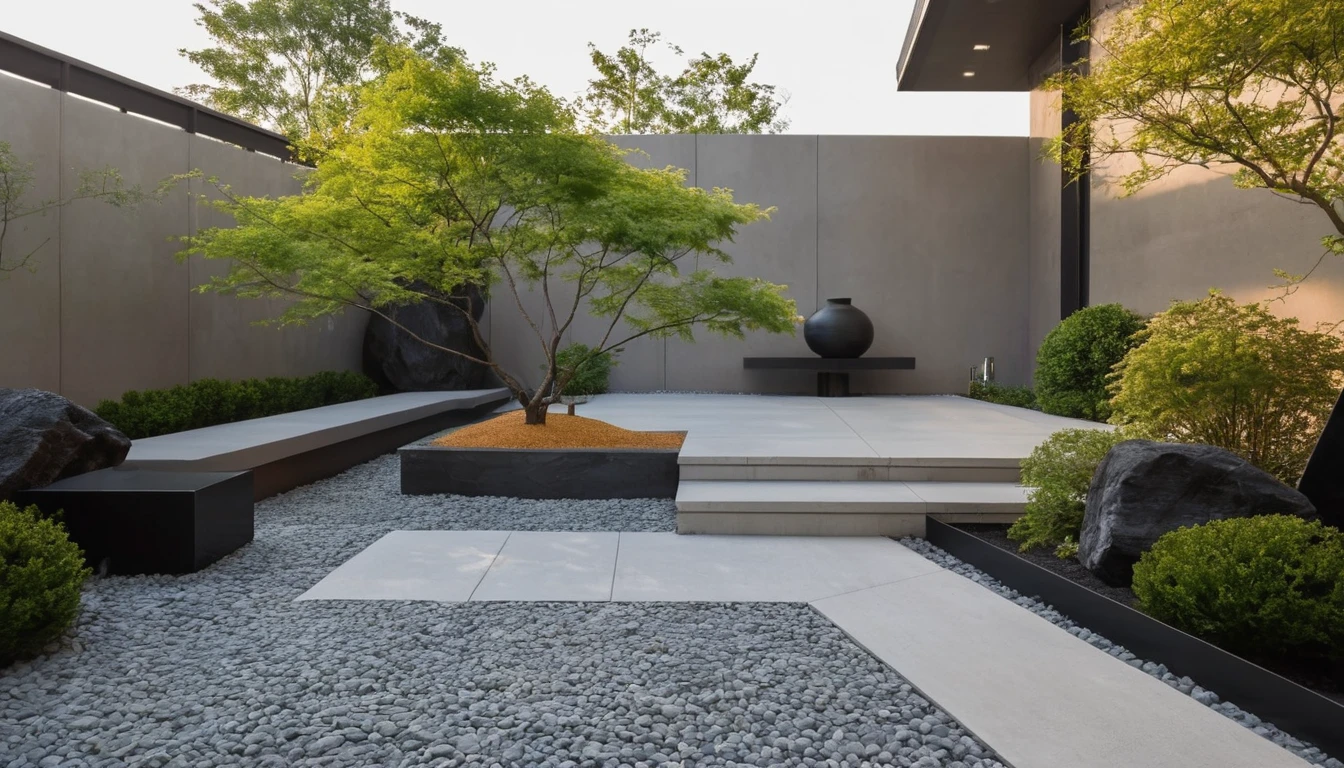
[812,570,1310,768]
[296,530,509,602]
[471,531,620,602]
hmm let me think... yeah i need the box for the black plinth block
[743,357,916,397]
[15,469,254,575]
[401,445,681,499]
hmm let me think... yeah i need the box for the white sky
[0,0,1027,136]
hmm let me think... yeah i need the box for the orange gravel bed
[432,411,685,450]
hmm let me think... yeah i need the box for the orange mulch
[432,410,685,450]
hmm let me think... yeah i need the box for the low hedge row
[95,370,379,440]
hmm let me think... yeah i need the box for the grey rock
[0,388,131,500]
[362,281,491,392]
[1080,440,1316,585]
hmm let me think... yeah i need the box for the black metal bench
[743,357,917,396]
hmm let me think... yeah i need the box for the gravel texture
[900,537,1341,768]
[0,455,1002,767]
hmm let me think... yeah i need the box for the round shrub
[0,502,91,667]
[1035,303,1146,421]
[1133,516,1344,660]
[555,343,618,397]
[1008,427,1136,555]
[1110,291,1344,484]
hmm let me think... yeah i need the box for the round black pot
[804,298,874,358]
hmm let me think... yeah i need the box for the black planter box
[400,443,681,499]
[15,469,254,575]
[925,517,1344,758]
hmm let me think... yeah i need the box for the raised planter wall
[400,443,682,500]
[925,518,1344,758]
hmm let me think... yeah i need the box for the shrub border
[924,517,1344,757]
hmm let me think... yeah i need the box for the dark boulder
[363,282,493,392]
[0,388,132,500]
[1080,440,1317,586]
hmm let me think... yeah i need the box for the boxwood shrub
[1035,303,1146,421]
[554,343,618,397]
[96,370,379,439]
[967,381,1038,410]
[1132,516,1344,660]
[1,502,91,667]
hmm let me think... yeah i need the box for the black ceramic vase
[804,298,874,358]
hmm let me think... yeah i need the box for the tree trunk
[524,401,549,425]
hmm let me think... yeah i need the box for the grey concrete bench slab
[121,389,510,499]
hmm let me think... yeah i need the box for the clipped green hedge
[1,502,91,667]
[554,343,618,397]
[1035,303,1146,421]
[967,381,1038,410]
[1133,516,1344,660]
[95,370,379,439]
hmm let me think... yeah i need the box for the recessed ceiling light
[963,71,976,77]
[973,44,991,51]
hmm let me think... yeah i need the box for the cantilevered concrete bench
[121,389,510,499]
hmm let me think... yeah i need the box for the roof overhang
[897,0,1087,91]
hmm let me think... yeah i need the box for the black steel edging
[925,517,1344,758]
[0,30,296,161]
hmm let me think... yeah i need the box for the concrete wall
[0,73,366,407]
[1084,0,1344,328]
[487,134,1033,394]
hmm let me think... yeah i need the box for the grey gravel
[900,537,1342,768]
[0,455,1002,767]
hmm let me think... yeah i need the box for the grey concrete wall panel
[0,75,62,392]
[59,96,192,406]
[186,137,365,383]
[817,136,1032,391]
[666,135,819,393]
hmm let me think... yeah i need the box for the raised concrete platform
[124,389,509,498]
[675,480,1028,535]
[562,394,1100,536]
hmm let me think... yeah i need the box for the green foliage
[1133,516,1344,660]
[95,370,378,439]
[1047,0,1344,259]
[583,28,788,134]
[1008,428,1135,555]
[554,343,618,397]
[1035,303,1146,421]
[1,140,144,276]
[1110,292,1344,484]
[0,502,91,667]
[178,0,461,156]
[967,381,1038,410]
[181,45,797,424]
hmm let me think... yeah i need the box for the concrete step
[677,456,1021,483]
[675,480,1028,536]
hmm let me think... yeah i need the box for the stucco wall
[487,134,1033,394]
[0,73,366,407]
[1084,0,1344,327]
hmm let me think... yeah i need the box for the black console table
[743,357,917,397]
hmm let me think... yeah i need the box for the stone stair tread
[675,480,1028,508]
